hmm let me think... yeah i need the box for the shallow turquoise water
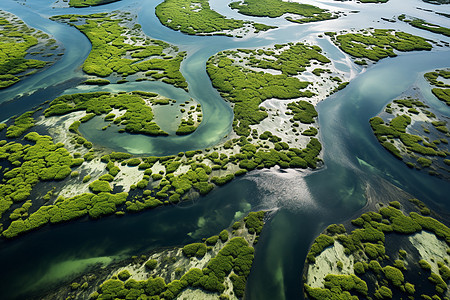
[0,0,449,299]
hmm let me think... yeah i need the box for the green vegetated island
[0,40,349,239]
[46,211,266,300]
[303,199,450,299]
[51,12,188,90]
[0,10,63,89]
[399,14,450,37]
[68,0,121,8]
[370,90,449,179]
[325,29,432,66]
[155,0,276,37]
[228,0,340,24]
[424,69,450,106]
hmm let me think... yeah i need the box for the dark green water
[0,0,449,299]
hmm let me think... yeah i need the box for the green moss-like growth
[51,13,188,90]
[145,259,158,270]
[117,269,131,281]
[328,29,432,62]
[229,0,337,24]
[182,243,207,258]
[400,15,450,37]
[69,0,120,8]
[45,92,168,136]
[207,43,326,136]
[244,211,265,235]
[155,0,274,36]
[5,111,35,138]
[304,274,368,299]
[0,13,53,89]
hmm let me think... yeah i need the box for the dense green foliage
[424,69,450,88]
[305,201,450,299]
[5,110,35,138]
[244,211,265,234]
[399,15,450,37]
[52,13,188,89]
[90,212,264,299]
[0,13,51,89]
[45,92,168,136]
[327,29,432,62]
[156,0,274,36]
[229,0,337,24]
[207,43,325,136]
[69,0,120,8]
[370,96,449,178]
[0,133,82,221]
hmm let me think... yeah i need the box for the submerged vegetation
[51,12,188,90]
[370,96,449,178]
[156,0,275,36]
[61,211,266,299]
[304,200,450,299]
[229,0,338,24]
[326,29,432,62]
[0,11,61,89]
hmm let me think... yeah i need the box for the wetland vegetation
[228,0,338,24]
[424,69,450,106]
[0,11,62,89]
[304,200,450,299]
[51,12,188,90]
[57,211,266,299]
[370,96,449,179]
[326,29,432,62]
[155,0,275,36]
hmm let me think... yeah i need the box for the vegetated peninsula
[325,29,432,66]
[228,0,340,24]
[68,0,121,8]
[45,211,266,300]
[0,41,346,239]
[398,14,450,37]
[0,10,63,89]
[51,12,188,90]
[370,95,449,179]
[424,69,450,106]
[155,0,276,37]
[303,199,450,299]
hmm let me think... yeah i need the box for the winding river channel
[0,0,449,299]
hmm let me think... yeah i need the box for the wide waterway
[0,0,449,299]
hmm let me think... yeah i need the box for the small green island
[398,14,450,37]
[68,0,121,8]
[51,12,188,90]
[304,199,450,299]
[424,69,450,106]
[228,0,339,24]
[155,0,276,37]
[325,29,432,65]
[43,211,266,299]
[0,10,63,89]
[370,93,449,179]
